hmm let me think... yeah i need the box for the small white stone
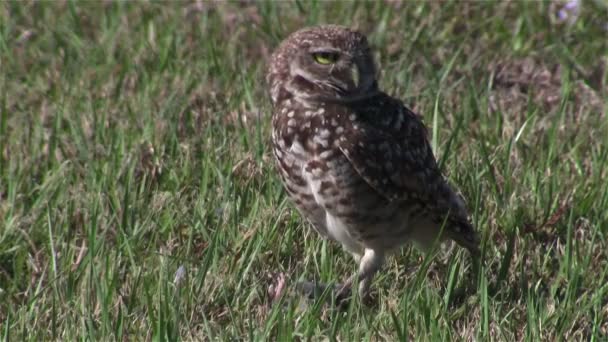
[336,126,344,134]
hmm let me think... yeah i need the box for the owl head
[267,25,378,106]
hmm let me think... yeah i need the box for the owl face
[268,25,378,105]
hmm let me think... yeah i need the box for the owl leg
[295,249,383,304]
[337,248,384,300]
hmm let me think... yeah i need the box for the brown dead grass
[490,57,606,119]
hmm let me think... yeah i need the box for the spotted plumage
[267,25,480,300]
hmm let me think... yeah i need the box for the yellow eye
[312,52,339,65]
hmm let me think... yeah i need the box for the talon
[295,280,336,300]
[295,280,319,299]
[335,283,352,306]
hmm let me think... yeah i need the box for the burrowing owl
[267,25,479,301]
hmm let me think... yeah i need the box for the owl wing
[337,104,479,255]
[337,113,439,203]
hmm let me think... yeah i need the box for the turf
[1,1,607,340]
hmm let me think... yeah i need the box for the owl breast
[272,102,420,253]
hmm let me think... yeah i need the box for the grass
[1,1,607,340]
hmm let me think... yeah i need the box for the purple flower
[556,0,581,24]
[563,0,580,10]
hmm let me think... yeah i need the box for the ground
[1,1,607,340]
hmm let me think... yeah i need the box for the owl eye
[312,51,340,65]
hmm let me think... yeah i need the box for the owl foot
[295,280,352,306]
